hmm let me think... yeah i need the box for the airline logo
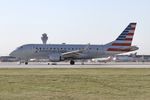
[107,23,136,52]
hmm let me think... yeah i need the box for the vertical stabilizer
[107,23,137,52]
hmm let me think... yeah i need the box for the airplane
[91,56,113,63]
[9,23,139,65]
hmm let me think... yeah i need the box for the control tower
[41,33,48,44]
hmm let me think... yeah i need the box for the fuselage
[9,44,118,61]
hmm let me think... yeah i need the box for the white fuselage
[10,44,118,61]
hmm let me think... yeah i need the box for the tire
[25,62,28,65]
[70,60,75,65]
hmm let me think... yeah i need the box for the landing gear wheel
[25,62,28,65]
[70,60,75,65]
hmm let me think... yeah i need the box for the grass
[0,68,150,100]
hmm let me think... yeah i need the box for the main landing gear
[18,61,28,65]
[70,60,75,65]
[25,62,28,65]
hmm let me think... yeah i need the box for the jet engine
[49,53,64,62]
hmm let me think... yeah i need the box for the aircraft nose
[9,50,16,57]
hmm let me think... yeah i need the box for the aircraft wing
[62,44,90,58]
[62,50,82,58]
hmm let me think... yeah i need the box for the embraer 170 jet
[10,23,138,65]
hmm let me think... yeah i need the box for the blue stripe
[116,38,125,40]
[120,35,126,37]
[118,36,126,38]
[126,26,131,30]
[117,37,125,39]
[123,30,129,32]
[123,26,131,32]
[121,33,128,35]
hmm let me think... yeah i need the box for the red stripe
[128,33,134,36]
[131,27,135,30]
[112,43,131,46]
[125,38,132,41]
[107,48,130,52]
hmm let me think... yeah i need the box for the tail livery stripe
[126,36,133,38]
[107,23,136,52]
[107,48,130,52]
[112,43,131,46]
[127,33,134,36]
[125,38,132,41]
[114,23,136,44]
[113,40,131,43]
[116,23,136,40]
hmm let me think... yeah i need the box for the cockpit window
[16,46,23,50]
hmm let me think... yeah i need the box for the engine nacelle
[49,53,64,62]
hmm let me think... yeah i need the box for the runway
[0,62,150,68]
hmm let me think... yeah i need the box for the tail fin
[107,23,137,52]
[114,23,136,46]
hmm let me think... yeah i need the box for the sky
[0,0,150,56]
